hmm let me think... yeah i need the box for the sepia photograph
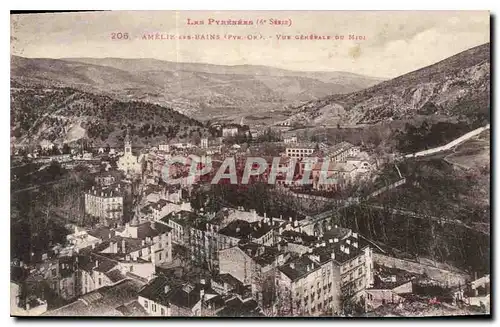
[9,10,491,318]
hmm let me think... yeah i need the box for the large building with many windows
[84,185,124,227]
[277,232,373,316]
[285,143,317,159]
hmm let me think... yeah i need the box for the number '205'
[111,32,129,40]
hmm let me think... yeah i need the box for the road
[404,124,490,158]
[362,204,489,236]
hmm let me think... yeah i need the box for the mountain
[282,43,490,126]
[11,56,384,122]
[10,82,208,148]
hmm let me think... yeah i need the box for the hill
[11,56,383,122]
[283,43,490,126]
[10,82,208,148]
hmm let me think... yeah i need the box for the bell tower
[124,129,132,154]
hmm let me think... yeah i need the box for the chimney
[334,238,339,243]
[334,225,338,228]
[340,245,345,252]
[278,244,281,252]
[353,242,358,248]
[264,212,267,219]
[290,262,295,269]
[164,285,170,293]
[306,265,311,272]
[329,239,333,244]
[331,252,336,260]
[142,240,145,246]
[236,227,241,233]
[327,225,331,231]
[315,243,320,248]
[289,217,292,222]
[293,220,298,228]
[353,232,358,238]
[321,242,326,247]
[346,239,351,245]
[95,260,99,268]
[122,239,126,253]
[345,247,350,255]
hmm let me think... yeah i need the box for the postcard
[10,10,490,318]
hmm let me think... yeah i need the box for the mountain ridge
[11,55,384,122]
[282,43,490,126]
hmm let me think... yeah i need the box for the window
[51,268,57,277]
[161,308,165,316]
[159,252,162,261]
[152,304,157,312]
[98,278,102,286]
[144,300,148,309]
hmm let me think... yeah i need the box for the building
[114,220,173,266]
[284,136,298,144]
[138,276,225,316]
[286,143,317,159]
[43,279,146,316]
[158,144,170,153]
[95,174,116,187]
[276,230,374,316]
[200,138,209,148]
[222,127,239,137]
[219,242,289,309]
[277,255,340,316]
[117,130,143,176]
[11,265,48,316]
[84,185,124,227]
[324,142,360,162]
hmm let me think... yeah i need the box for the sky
[11,11,490,78]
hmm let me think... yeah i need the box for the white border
[2,1,497,326]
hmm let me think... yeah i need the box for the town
[10,121,490,317]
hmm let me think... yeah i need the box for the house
[285,143,317,159]
[11,265,48,316]
[84,185,124,227]
[277,230,374,316]
[43,279,146,316]
[365,280,413,310]
[138,276,225,316]
[277,255,341,316]
[222,127,239,137]
[113,220,173,266]
[284,136,298,144]
[219,242,288,308]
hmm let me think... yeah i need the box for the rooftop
[278,255,320,281]
[43,279,145,316]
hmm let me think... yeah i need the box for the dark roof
[11,265,30,284]
[134,221,161,239]
[88,226,114,241]
[115,300,149,316]
[105,269,126,283]
[43,279,145,316]
[218,220,253,239]
[234,242,281,267]
[279,255,319,281]
[217,297,263,317]
[163,210,202,227]
[154,222,172,234]
[139,276,222,311]
[310,235,369,264]
[138,275,174,308]
[94,256,118,273]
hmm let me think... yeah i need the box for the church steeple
[124,128,131,154]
